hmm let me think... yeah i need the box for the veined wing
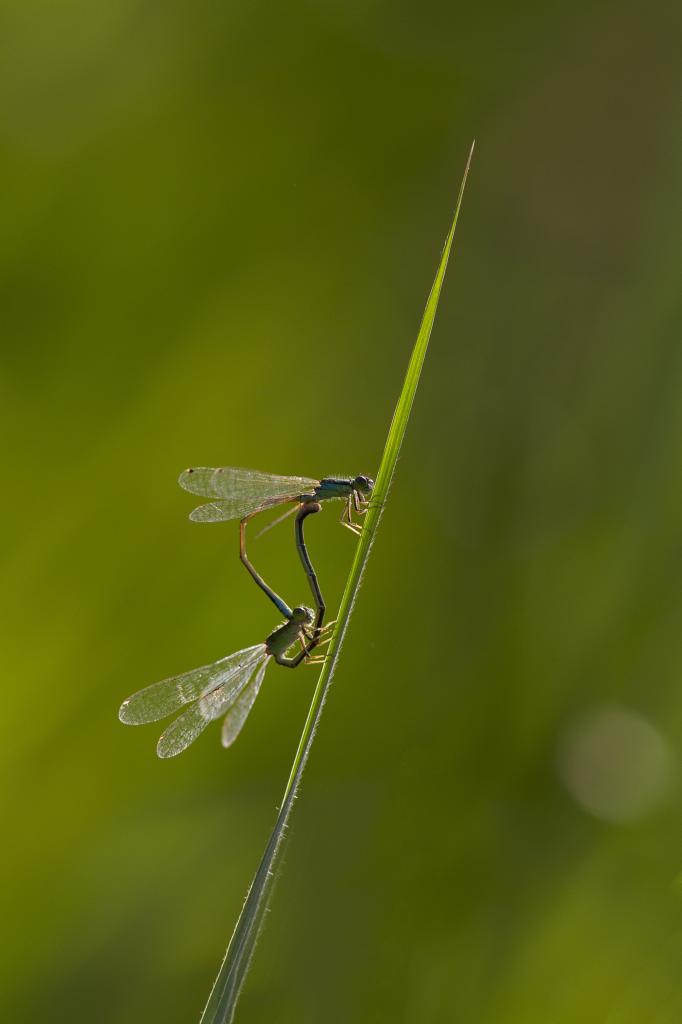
[198,656,266,720]
[188,497,288,523]
[221,658,269,748]
[157,654,268,758]
[156,702,212,758]
[178,466,319,503]
[118,644,264,725]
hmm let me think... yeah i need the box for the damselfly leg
[340,489,367,534]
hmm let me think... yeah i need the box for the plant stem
[200,141,474,1024]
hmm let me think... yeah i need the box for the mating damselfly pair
[119,467,374,757]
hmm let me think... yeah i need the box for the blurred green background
[3,1,682,1021]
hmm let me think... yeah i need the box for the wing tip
[157,732,193,759]
[156,730,179,758]
[189,502,233,523]
[189,505,213,522]
[178,467,195,490]
[118,699,135,724]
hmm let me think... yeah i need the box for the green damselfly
[118,606,325,757]
[179,466,374,535]
[179,465,370,627]
[118,505,328,757]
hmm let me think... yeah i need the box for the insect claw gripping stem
[340,503,363,536]
[310,633,333,650]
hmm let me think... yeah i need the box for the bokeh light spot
[557,705,677,823]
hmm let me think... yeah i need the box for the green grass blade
[199,142,474,1024]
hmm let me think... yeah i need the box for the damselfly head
[353,475,374,496]
[291,605,315,626]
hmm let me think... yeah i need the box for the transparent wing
[178,466,319,507]
[157,652,268,758]
[221,658,269,748]
[118,644,264,725]
[156,703,212,758]
[198,656,266,720]
[188,497,287,523]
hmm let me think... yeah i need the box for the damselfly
[179,466,374,535]
[180,466,369,628]
[119,505,329,757]
[118,606,325,758]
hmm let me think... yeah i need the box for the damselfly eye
[354,475,374,494]
[292,606,314,625]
